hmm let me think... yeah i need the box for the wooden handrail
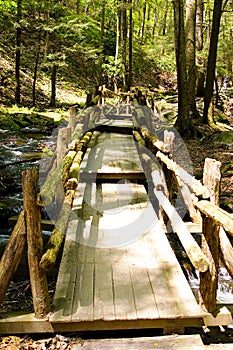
[156,151,210,198]
[195,200,233,236]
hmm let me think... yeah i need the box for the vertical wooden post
[126,94,130,115]
[203,158,221,205]
[164,130,175,156]
[199,158,221,312]
[23,168,50,318]
[69,106,78,134]
[199,216,220,312]
[57,127,68,166]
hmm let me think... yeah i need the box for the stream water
[0,127,56,234]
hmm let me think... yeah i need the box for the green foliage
[0,0,233,107]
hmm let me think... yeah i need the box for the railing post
[23,168,50,318]
[199,158,221,313]
[199,215,220,312]
[69,105,78,134]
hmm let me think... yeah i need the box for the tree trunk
[173,0,193,137]
[186,0,199,119]
[152,5,157,37]
[15,0,22,105]
[98,0,105,86]
[114,2,121,91]
[49,64,57,107]
[140,2,146,42]
[32,30,41,107]
[162,0,169,36]
[203,0,223,124]
[127,0,133,91]
[76,0,81,13]
[196,0,205,96]
[121,0,127,91]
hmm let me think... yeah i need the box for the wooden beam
[195,200,233,236]
[23,168,50,318]
[219,227,233,278]
[156,151,210,198]
[39,178,78,272]
[79,171,146,183]
[154,189,209,273]
[203,158,221,205]
[135,126,170,154]
[199,215,220,313]
[0,211,26,306]
[39,131,92,206]
[8,216,54,231]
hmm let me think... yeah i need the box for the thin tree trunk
[15,0,22,105]
[196,0,205,96]
[186,0,199,119]
[203,0,223,124]
[173,0,193,137]
[152,4,157,37]
[49,64,57,107]
[140,2,146,42]
[114,1,121,91]
[121,0,127,91]
[32,31,41,107]
[162,0,169,36]
[76,0,80,13]
[127,0,133,90]
[98,0,105,86]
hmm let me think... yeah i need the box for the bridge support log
[23,168,50,319]
[39,178,78,272]
[39,131,93,206]
[0,211,26,306]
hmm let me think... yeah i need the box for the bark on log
[39,150,76,206]
[23,168,50,318]
[69,150,84,179]
[69,105,79,134]
[175,176,202,223]
[219,227,233,279]
[57,127,71,165]
[39,178,78,272]
[199,216,220,313]
[136,145,209,272]
[154,188,209,273]
[195,200,233,236]
[135,126,169,154]
[164,130,175,155]
[0,211,26,306]
[203,158,221,205]
[39,131,92,206]
[156,151,210,198]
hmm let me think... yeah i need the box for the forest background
[0,0,233,137]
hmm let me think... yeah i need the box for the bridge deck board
[50,130,204,330]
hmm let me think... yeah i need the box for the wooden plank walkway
[49,117,205,331]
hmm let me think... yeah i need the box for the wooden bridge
[1,88,233,338]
